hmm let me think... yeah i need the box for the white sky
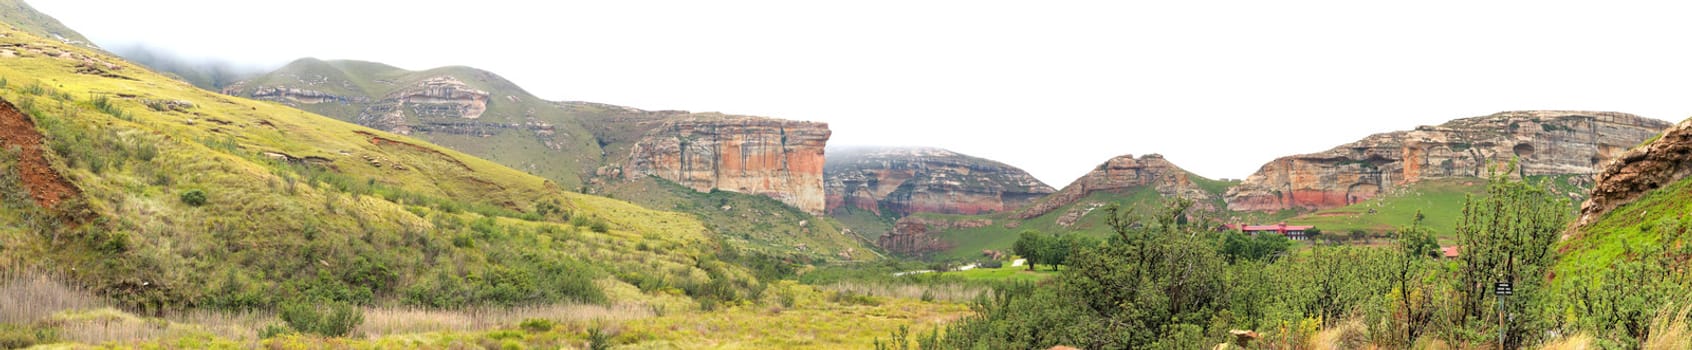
[28,0,1692,187]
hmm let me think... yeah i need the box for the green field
[945,264,1058,282]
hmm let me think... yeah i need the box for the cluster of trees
[901,169,1692,349]
[1010,230,1098,271]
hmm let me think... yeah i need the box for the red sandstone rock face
[1227,111,1671,212]
[1014,154,1218,220]
[824,147,1054,217]
[625,115,830,213]
[1577,118,1692,228]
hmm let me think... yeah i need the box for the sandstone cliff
[824,147,1054,216]
[1577,118,1692,227]
[1227,111,1670,212]
[1014,154,1218,220]
[624,115,830,213]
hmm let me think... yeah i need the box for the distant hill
[823,146,1053,241]
[0,0,96,49]
[108,44,265,91]
[879,154,1234,258]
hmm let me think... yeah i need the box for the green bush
[0,323,55,349]
[519,318,555,332]
[258,324,290,338]
[180,189,208,206]
[587,326,612,350]
[279,300,364,337]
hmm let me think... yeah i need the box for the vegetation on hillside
[0,23,763,317]
[889,168,1692,349]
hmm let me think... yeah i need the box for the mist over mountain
[108,44,273,90]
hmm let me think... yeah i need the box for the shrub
[180,189,207,207]
[519,318,555,332]
[587,326,612,350]
[258,324,290,338]
[589,220,610,233]
[279,300,364,337]
[0,323,55,349]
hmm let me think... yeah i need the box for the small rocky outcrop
[1577,118,1692,227]
[624,115,831,213]
[1227,111,1670,212]
[1014,154,1216,220]
[824,147,1054,216]
[878,216,992,255]
[242,86,366,105]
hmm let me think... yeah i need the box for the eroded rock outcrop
[1227,111,1670,212]
[625,115,830,213]
[359,77,491,134]
[1014,154,1217,219]
[1577,118,1692,227]
[824,147,1054,216]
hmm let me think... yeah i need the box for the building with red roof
[1223,222,1317,240]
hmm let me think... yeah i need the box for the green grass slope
[223,58,606,189]
[602,176,882,266]
[0,23,758,311]
[1283,175,1587,239]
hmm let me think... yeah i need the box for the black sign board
[1494,282,1513,296]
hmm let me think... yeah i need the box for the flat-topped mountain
[824,146,1053,217]
[1227,111,1670,212]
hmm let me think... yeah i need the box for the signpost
[1494,282,1512,348]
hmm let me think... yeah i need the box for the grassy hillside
[924,182,1226,260]
[224,58,607,188]
[0,23,758,312]
[1282,175,1588,240]
[0,0,95,49]
[602,177,882,266]
[1557,176,1692,279]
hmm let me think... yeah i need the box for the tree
[1012,230,1048,271]
[1387,211,1437,345]
[1221,230,1291,263]
[1450,162,1568,348]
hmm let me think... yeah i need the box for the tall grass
[0,271,104,323]
[358,304,652,337]
[2,271,656,345]
[1644,302,1692,350]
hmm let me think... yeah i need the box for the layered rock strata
[1227,111,1670,212]
[824,147,1054,216]
[625,115,830,213]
